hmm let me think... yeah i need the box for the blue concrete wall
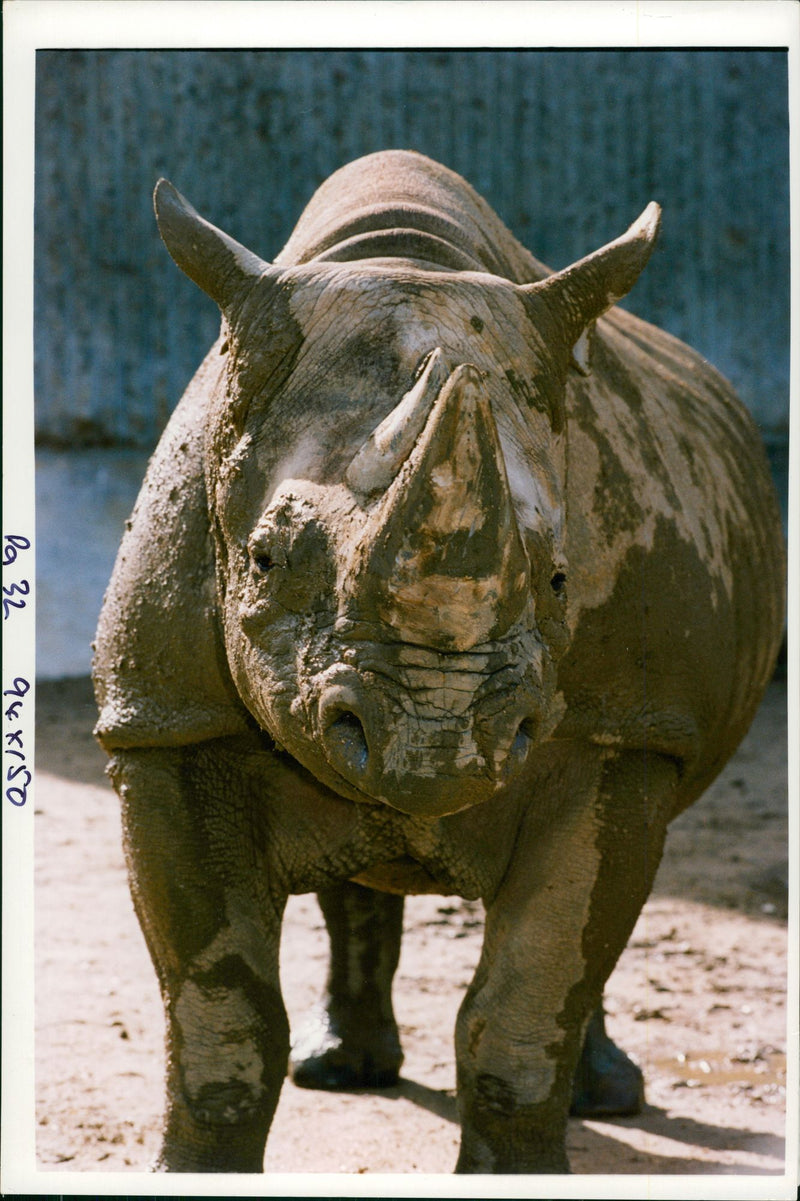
[35,49,790,450]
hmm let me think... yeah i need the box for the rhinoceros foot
[288,1005,403,1090]
[569,1006,644,1117]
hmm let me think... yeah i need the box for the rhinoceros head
[154,180,659,816]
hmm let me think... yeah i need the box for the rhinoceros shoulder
[93,341,252,750]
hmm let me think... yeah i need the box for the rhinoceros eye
[253,551,276,574]
[250,543,287,575]
[550,571,567,595]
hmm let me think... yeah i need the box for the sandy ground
[33,675,791,1179]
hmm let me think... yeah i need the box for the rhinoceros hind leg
[289,882,404,1090]
[289,1004,403,1090]
[569,1003,644,1116]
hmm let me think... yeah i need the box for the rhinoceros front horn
[353,362,530,652]
[154,179,273,313]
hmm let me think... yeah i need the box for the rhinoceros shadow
[35,675,109,789]
[321,1079,785,1175]
[385,1077,459,1124]
[567,1106,786,1175]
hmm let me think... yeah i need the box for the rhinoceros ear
[520,202,661,369]
[154,179,272,313]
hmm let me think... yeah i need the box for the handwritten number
[2,579,30,620]
[4,679,30,699]
[6,775,30,806]
[3,580,30,598]
[3,530,33,801]
[3,677,30,805]
[2,535,30,567]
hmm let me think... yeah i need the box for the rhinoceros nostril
[507,716,536,776]
[325,709,369,777]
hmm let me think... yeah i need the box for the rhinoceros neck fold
[273,151,549,282]
[286,203,488,272]
[311,224,483,272]
[351,363,530,652]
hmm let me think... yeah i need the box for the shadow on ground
[36,676,108,788]
[292,1077,785,1175]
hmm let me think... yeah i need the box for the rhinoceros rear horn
[345,348,451,498]
[154,179,272,313]
[521,202,661,365]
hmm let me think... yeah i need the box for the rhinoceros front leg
[289,882,404,1089]
[111,740,289,1172]
[455,747,676,1173]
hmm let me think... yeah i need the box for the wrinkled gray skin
[93,151,784,1173]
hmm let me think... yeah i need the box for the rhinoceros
[93,149,784,1173]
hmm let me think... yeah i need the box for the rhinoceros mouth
[350,856,452,894]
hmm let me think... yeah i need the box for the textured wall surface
[34,49,790,451]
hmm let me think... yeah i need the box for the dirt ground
[33,674,791,1180]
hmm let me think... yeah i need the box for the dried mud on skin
[34,676,788,1175]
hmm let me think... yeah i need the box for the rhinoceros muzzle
[313,649,542,817]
